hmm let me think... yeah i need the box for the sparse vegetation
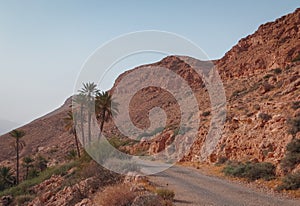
[263,74,273,79]
[0,161,77,197]
[272,68,282,74]
[277,171,300,191]
[287,116,300,136]
[291,101,300,110]
[216,156,229,165]
[155,188,175,201]
[223,161,275,181]
[281,138,300,172]
[0,166,15,191]
[202,111,211,116]
[258,113,272,122]
[94,184,136,206]
[22,156,34,180]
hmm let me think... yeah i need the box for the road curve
[149,165,300,206]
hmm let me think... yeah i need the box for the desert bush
[223,162,275,181]
[216,156,229,165]
[15,194,34,205]
[0,161,77,197]
[281,138,300,172]
[155,188,175,201]
[258,113,272,122]
[272,68,282,74]
[287,116,300,136]
[94,184,136,206]
[291,101,300,110]
[27,168,39,179]
[277,171,300,191]
[36,155,48,172]
[67,149,78,160]
[263,74,273,79]
[202,111,211,116]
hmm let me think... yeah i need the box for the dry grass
[93,184,137,206]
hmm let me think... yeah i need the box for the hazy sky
[0,0,299,126]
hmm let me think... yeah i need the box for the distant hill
[0,119,20,135]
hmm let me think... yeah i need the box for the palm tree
[9,129,26,184]
[79,82,99,144]
[64,111,81,158]
[0,166,15,188]
[95,91,119,139]
[22,156,34,180]
[73,94,87,146]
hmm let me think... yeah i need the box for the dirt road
[149,165,300,206]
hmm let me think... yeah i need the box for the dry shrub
[93,184,136,206]
[79,160,123,190]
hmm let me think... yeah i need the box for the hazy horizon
[0,1,299,128]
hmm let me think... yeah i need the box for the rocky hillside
[0,8,299,171]
[105,8,300,171]
[217,8,300,79]
[0,97,75,166]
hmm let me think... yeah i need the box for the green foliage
[277,172,300,191]
[223,162,275,181]
[155,188,175,201]
[0,161,77,197]
[27,168,39,179]
[66,149,78,160]
[287,116,300,136]
[36,155,48,172]
[0,166,15,191]
[281,139,300,172]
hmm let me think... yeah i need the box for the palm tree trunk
[16,138,19,185]
[74,131,81,158]
[98,110,105,141]
[88,112,91,146]
[80,105,85,147]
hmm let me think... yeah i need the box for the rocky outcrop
[217,8,300,79]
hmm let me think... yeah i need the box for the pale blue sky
[0,0,299,126]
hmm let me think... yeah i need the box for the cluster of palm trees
[0,82,118,190]
[64,82,119,158]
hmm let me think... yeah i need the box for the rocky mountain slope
[105,8,300,171]
[0,97,74,166]
[0,8,299,172]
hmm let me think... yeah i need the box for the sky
[0,0,299,128]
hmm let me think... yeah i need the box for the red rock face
[217,8,300,79]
